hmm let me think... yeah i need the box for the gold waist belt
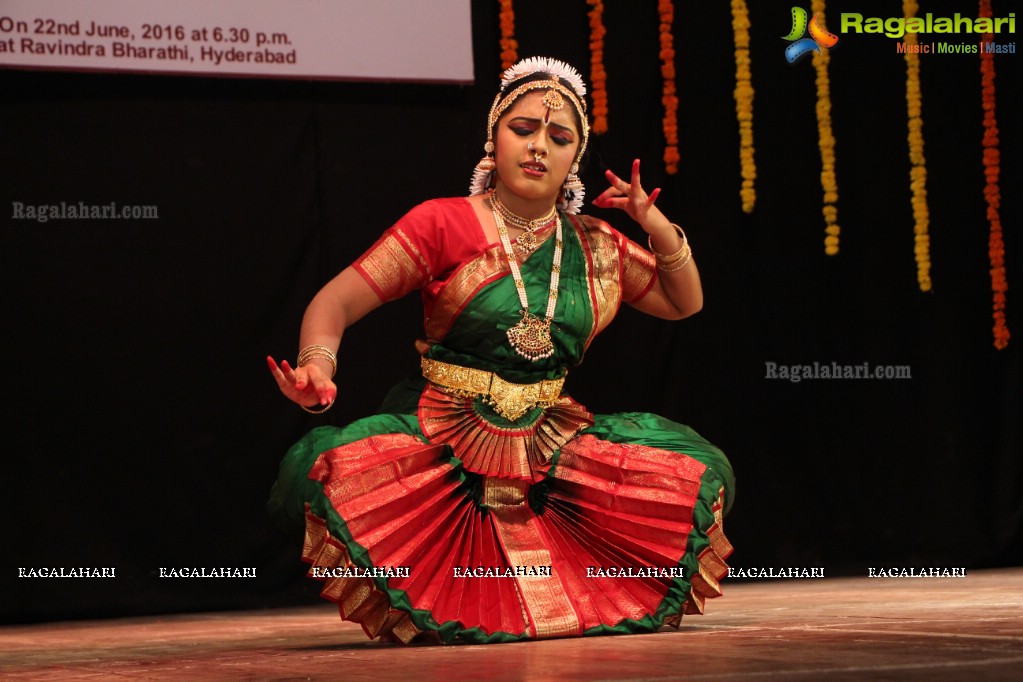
[420,357,564,421]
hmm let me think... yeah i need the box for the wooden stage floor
[2,568,1021,681]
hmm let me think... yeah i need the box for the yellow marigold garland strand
[498,0,517,71]
[811,0,839,255]
[731,0,755,213]
[658,0,679,174]
[587,0,608,135]
[980,0,1010,348]
[903,0,931,291]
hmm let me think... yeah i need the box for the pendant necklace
[490,196,562,362]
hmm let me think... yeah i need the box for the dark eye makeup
[507,122,574,146]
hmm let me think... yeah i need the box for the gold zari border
[302,508,423,644]
[669,486,732,623]
[570,215,623,349]
[424,247,507,343]
[622,239,657,301]
[418,383,594,478]
[483,478,582,639]
[357,232,428,302]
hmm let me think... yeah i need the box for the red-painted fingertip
[648,188,661,204]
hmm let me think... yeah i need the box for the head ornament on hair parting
[469,57,590,214]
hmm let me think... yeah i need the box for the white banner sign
[0,0,474,82]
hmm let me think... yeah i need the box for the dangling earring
[469,141,496,196]
[559,162,585,214]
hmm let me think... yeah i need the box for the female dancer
[267,57,734,644]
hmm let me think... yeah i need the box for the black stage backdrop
[2,1,1020,623]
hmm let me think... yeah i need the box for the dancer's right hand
[266,356,336,409]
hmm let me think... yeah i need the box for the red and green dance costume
[269,198,734,643]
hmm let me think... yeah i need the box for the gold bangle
[648,223,688,263]
[298,343,335,353]
[299,352,336,374]
[657,246,693,272]
[301,399,334,414]
[297,344,337,378]
[298,345,336,358]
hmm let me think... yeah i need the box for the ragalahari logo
[783,7,839,63]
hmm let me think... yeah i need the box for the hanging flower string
[903,0,931,291]
[980,0,1010,349]
[731,0,755,213]
[587,0,608,134]
[811,1,839,255]
[658,0,679,174]
[498,0,517,71]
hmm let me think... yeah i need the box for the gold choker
[490,192,558,258]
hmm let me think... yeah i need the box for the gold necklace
[491,202,562,362]
[491,193,558,258]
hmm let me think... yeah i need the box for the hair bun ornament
[500,57,587,98]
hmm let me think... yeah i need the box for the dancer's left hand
[592,158,668,234]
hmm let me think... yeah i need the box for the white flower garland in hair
[500,57,587,98]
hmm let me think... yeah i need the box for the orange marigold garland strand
[811,1,839,255]
[903,0,931,291]
[731,0,755,213]
[587,0,608,135]
[980,0,1010,349]
[498,0,517,71]
[658,0,679,174]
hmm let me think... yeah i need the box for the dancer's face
[493,90,580,205]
